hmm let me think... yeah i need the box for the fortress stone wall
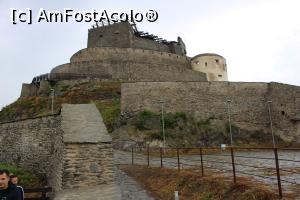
[87,22,185,55]
[191,53,228,81]
[49,47,206,83]
[121,81,300,143]
[0,104,116,193]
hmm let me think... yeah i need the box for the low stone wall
[62,143,115,189]
[0,115,63,190]
[121,81,300,143]
[0,104,116,193]
[20,83,38,97]
[60,104,115,189]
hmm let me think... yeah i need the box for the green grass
[134,109,159,130]
[94,99,120,132]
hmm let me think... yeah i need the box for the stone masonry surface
[0,104,116,196]
[0,115,63,190]
[121,81,300,143]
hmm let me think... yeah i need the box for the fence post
[200,148,204,176]
[147,145,150,167]
[230,147,236,184]
[160,147,163,168]
[177,148,180,172]
[131,146,134,165]
[274,148,283,199]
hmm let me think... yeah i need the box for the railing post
[200,148,204,176]
[177,148,180,172]
[274,148,283,199]
[160,147,163,168]
[131,146,134,165]
[147,145,150,167]
[230,147,236,184]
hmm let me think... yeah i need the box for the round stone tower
[191,53,228,81]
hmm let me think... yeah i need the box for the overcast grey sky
[0,0,299,109]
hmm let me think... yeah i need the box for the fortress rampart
[46,47,206,84]
[20,22,225,97]
[69,47,190,65]
[121,81,300,143]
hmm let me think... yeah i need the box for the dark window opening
[99,34,103,38]
[218,75,222,77]
[215,59,219,63]
[281,111,285,115]
[205,62,208,66]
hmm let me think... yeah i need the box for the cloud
[184,0,300,84]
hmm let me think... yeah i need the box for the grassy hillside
[0,80,121,132]
[112,109,288,147]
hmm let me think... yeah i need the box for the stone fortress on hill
[1,21,300,197]
[21,21,227,97]
[20,21,300,144]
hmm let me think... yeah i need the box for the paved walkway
[53,183,121,200]
[54,169,154,200]
[117,168,155,200]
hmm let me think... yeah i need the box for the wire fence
[116,146,300,199]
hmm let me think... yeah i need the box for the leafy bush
[134,109,159,130]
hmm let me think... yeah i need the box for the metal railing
[119,146,300,199]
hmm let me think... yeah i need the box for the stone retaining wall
[121,81,300,143]
[0,104,115,193]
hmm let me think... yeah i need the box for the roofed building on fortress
[21,21,227,97]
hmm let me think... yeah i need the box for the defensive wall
[20,47,208,97]
[121,81,300,143]
[51,47,205,82]
[0,104,115,194]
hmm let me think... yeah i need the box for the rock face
[0,104,116,193]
